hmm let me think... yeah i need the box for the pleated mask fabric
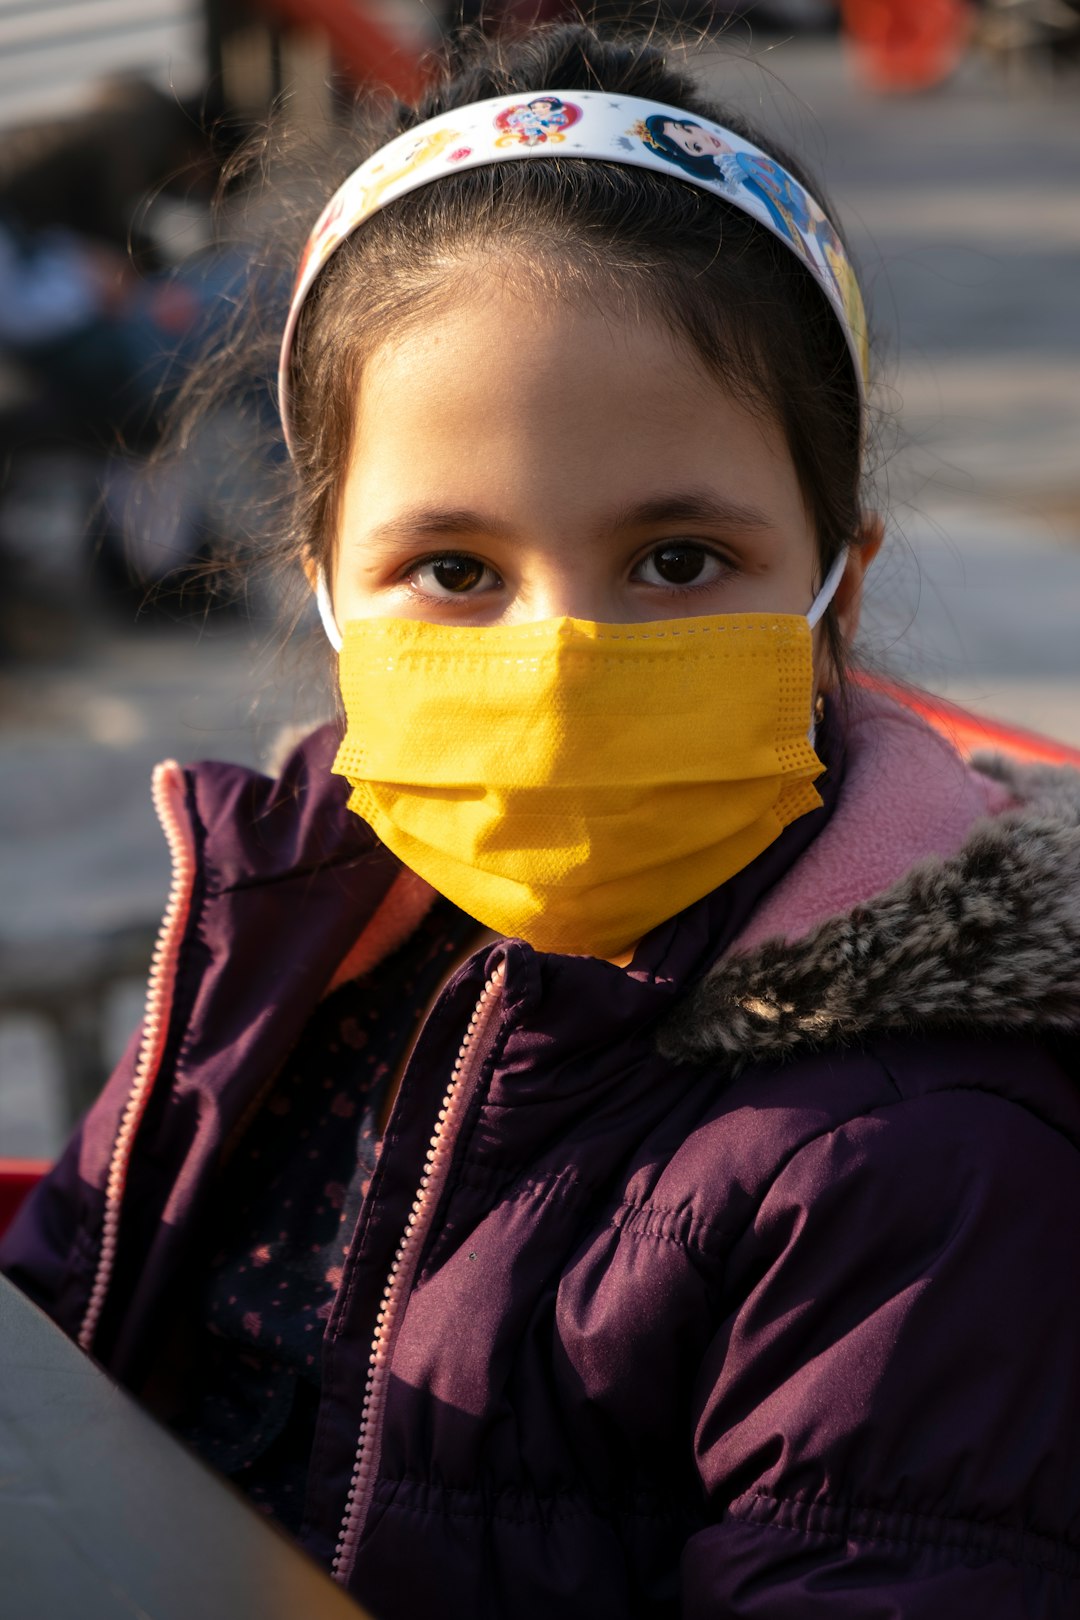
[333,609,826,959]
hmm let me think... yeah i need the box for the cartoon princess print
[637,115,866,370]
[295,126,463,292]
[639,116,833,266]
[637,116,848,272]
[770,182,868,369]
[494,98,582,148]
[294,187,352,292]
[637,116,733,181]
[358,128,463,214]
[811,210,870,380]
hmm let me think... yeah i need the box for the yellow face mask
[330,559,843,960]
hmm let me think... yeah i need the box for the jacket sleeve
[0,1025,142,1339]
[682,1085,1080,1617]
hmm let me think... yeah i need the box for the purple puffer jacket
[4,690,1080,1618]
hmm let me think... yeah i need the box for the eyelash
[400,543,738,602]
[633,544,737,597]
[402,551,499,601]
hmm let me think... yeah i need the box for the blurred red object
[255,0,432,102]
[0,1160,51,1241]
[842,0,975,91]
[861,676,1080,767]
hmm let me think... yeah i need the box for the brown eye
[651,544,707,584]
[429,555,485,592]
[409,552,500,601]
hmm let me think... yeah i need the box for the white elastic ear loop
[315,567,343,653]
[806,547,849,630]
[806,548,849,746]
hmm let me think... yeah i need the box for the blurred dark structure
[979,0,1080,73]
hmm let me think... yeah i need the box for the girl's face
[331,281,872,654]
[663,121,726,159]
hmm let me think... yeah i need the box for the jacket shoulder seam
[869,1058,1080,1158]
[688,1076,1080,1261]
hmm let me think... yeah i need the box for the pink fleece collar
[730,687,1014,956]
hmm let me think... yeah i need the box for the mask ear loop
[806,547,849,629]
[315,567,344,653]
[806,547,849,745]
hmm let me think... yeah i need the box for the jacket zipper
[331,960,507,1585]
[78,760,196,1354]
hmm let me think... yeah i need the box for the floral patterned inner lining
[171,895,481,1533]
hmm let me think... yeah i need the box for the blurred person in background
[0,207,221,443]
[0,79,220,443]
[0,76,272,634]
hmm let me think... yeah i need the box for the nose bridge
[522,544,611,624]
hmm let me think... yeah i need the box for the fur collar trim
[659,753,1080,1070]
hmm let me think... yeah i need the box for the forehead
[342,283,809,543]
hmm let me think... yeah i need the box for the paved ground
[2,31,1078,1154]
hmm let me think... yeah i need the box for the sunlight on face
[331,279,823,632]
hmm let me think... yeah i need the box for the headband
[277,90,869,451]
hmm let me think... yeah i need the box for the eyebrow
[361,490,776,548]
[607,491,777,535]
[364,507,509,547]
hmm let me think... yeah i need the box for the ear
[834,512,884,645]
[302,556,320,593]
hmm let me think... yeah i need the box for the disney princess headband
[277,90,869,452]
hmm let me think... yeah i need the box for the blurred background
[1,0,1078,1156]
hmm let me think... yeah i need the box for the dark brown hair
[184,24,872,674]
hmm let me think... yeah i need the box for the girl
[4,24,1080,1618]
